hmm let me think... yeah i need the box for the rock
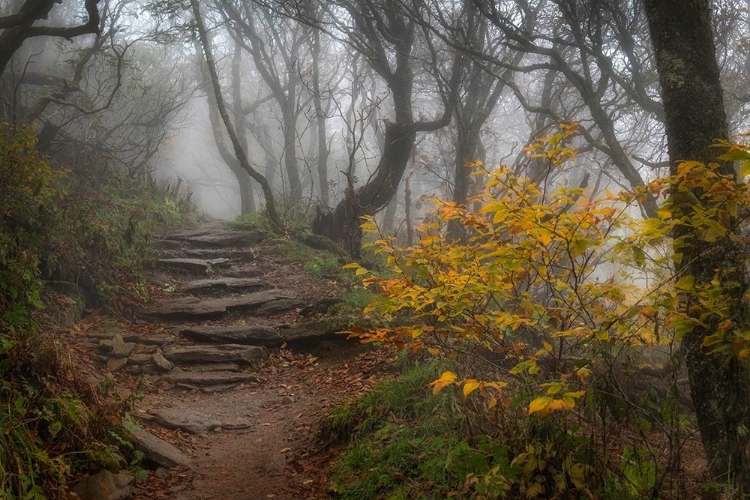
[175,362,242,372]
[131,427,190,468]
[73,470,134,500]
[162,344,265,365]
[128,353,152,365]
[143,290,302,321]
[280,319,354,350]
[126,334,176,346]
[152,409,222,434]
[180,277,269,295]
[221,420,252,430]
[107,357,128,372]
[155,258,231,273]
[281,396,295,405]
[255,298,304,316]
[164,228,264,248]
[124,365,142,375]
[224,269,264,279]
[161,371,261,386]
[180,324,281,347]
[110,335,136,358]
[152,351,173,372]
[182,248,256,261]
[141,345,158,354]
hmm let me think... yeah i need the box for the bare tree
[0,0,102,76]
[190,0,282,230]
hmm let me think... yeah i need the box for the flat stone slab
[162,344,266,364]
[180,277,269,295]
[161,371,261,386]
[183,248,256,261]
[152,409,222,434]
[224,269,264,279]
[131,427,190,468]
[155,258,231,273]
[142,289,302,321]
[163,228,264,248]
[180,324,282,347]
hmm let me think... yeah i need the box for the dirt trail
[71,222,388,500]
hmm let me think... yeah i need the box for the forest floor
[63,221,392,499]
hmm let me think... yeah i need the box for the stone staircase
[88,223,334,393]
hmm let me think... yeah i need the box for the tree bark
[644,0,750,489]
[191,0,281,231]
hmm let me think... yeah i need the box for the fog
[4,0,750,252]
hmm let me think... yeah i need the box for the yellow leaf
[355,266,369,276]
[528,396,552,416]
[462,379,481,397]
[431,371,457,395]
[675,275,695,292]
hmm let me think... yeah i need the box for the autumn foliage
[346,126,750,431]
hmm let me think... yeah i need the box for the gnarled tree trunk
[645,0,750,489]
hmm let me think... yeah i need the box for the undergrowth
[0,125,195,498]
[326,357,647,499]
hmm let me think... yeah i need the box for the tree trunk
[231,39,254,215]
[313,120,416,257]
[191,0,281,231]
[311,29,329,207]
[644,0,750,489]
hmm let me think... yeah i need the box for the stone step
[130,427,190,468]
[155,258,231,274]
[158,248,256,262]
[162,228,263,249]
[142,290,303,321]
[160,370,261,386]
[180,324,282,347]
[179,277,270,295]
[162,344,266,365]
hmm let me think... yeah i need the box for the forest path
[72,221,388,499]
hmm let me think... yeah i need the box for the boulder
[180,324,281,347]
[152,409,222,434]
[73,470,134,500]
[130,427,190,468]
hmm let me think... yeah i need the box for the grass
[326,358,517,499]
[324,355,650,500]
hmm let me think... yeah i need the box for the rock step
[179,277,270,295]
[158,248,256,261]
[150,408,251,434]
[155,258,231,273]
[130,427,190,468]
[161,228,263,249]
[160,370,261,386]
[142,289,303,321]
[180,324,282,347]
[162,344,266,365]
